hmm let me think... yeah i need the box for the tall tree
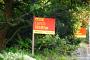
[0,0,14,50]
[0,0,89,50]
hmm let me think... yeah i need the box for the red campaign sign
[33,17,55,34]
[79,28,86,35]
[75,28,86,38]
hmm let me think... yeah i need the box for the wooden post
[89,16,90,47]
[32,32,35,56]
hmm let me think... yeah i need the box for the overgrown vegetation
[0,0,90,60]
[5,35,81,56]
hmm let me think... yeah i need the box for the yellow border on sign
[33,30,55,34]
[75,35,86,38]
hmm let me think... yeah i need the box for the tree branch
[0,2,4,11]
[6,25,30,44]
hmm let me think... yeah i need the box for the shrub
[35,35,57,51]
[0,51,36,60]
[17,38,32,50]
[35,34,80,55]
[6,34,81,56]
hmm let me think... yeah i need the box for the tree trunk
[4,0,13,19]
[0,0,13,50]
[0,30,6,50]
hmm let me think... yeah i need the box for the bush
[35,35,57,51]
[35,51,78,60]
[17,38,32,50]
[0,51,36,60]
[35,34,80,55]
[6,34,81,56]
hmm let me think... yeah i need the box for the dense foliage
[0,0,90,58]
[5,35,81,56]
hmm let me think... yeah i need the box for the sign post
[32,32,34,56]
[86,15,90,59]
[32,16,55,56]
[89,16,90,47]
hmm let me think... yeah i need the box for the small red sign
[33,17,55,34]
[75,28,86,38]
